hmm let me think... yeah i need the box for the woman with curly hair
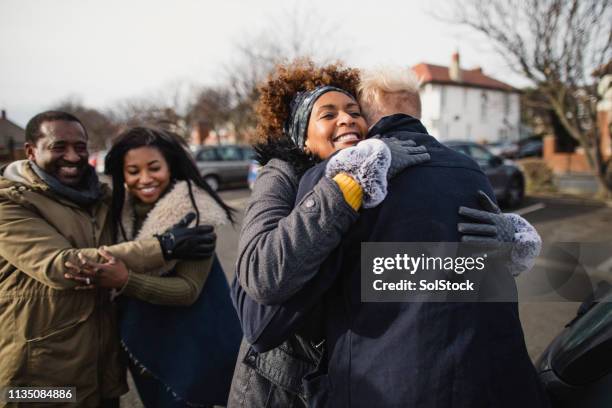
[228,60,541,407]
[227,60,434,407]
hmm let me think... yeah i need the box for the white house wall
[419,84,520,143]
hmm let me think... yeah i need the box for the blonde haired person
[287,66,545,406]
[358,66,422,123]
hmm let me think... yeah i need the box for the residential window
[431,119,439,131]
[440,87,446,110]
[503,93,510,116]
[480,91,488,120]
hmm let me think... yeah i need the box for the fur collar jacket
[120,180,228,275]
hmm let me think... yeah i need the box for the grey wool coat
[228,158,358,407]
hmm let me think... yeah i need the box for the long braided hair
[104,127,234,240]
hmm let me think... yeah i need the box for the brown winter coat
[0,161,166,407]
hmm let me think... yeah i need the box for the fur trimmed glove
[325,138,431,208]
[458,190,542,276]
[325,139,391,208]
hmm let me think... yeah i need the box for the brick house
[541,62,612,175]
[0,110,26,161]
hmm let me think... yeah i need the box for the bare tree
[222,4,350,142]
[443,0,612,195]
[186,87,232,133]
[51,97,119,150]
[110,81,195,138]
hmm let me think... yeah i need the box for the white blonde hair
[358,67,422,124]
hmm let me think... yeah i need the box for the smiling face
[25,120,89,187]
[123,146,172,204]
[304,91,368,160]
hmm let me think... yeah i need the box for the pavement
[121,189,612,406]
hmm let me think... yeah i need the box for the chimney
[1,110,5,120]
[191,120,211,146]
[449,52,462,82]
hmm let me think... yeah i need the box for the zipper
[88,207,103,394]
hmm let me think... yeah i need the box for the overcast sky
[0,0,529,127]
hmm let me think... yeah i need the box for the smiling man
[26,116,90,187]
[0,111,199,407]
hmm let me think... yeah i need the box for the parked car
[445,141,525,207]
[193,145,254,191]
[487,141,519,158]
[517,140,544,158]
[88,149,108,174]
[536,282,612,407]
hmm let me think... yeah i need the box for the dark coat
[228,158,358,408]
[295,114,549,407]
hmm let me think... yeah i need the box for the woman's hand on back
[457,190,542,277]
[325,138,430,209]
[381,137,430,179]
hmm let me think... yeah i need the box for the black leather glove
[458,190,515,245]
[155,212,216,260]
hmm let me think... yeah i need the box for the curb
[528,193,612,208]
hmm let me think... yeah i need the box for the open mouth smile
[332,132,361,143]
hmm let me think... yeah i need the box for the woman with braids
[64,127,242,407]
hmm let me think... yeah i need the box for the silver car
[193,145,254,191]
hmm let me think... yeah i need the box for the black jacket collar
[367,114,429,138]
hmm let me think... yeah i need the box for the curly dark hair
[253,59,361,175]
[255,59,360,142]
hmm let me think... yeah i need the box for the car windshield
[553,290,612,385]
[217,146,242,161]
[196,148,217,161]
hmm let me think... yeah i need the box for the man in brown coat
[0,111,206,407]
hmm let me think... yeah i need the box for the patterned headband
[284,85,355,149]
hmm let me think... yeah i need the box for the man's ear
[24,142,36,161]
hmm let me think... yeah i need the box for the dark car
[193,145,254,191]
[536,283,612,407]
[517,140,544,158]
[445,141,525,207]
[487,141,519,158]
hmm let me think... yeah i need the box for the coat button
[18,186,26,192]
[305,199,315,208]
